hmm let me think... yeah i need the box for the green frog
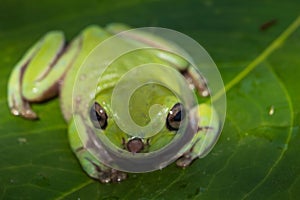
[7,23,221,183]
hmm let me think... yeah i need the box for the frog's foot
[97,168,128,183]
[176,154,194,168]
[9,96,38,119]
[69,117,128,183]
[8,58,39,120]
[176,126,216,168]
[83,157,127,183]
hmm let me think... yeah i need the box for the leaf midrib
[212,15,300,102]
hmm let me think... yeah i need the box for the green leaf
[1,0,300,199]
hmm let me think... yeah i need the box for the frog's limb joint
[181,68,210,97]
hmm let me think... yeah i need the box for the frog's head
[90,84,185,154]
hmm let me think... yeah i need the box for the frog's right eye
[90,102,108,129]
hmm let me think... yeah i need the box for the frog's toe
[176,155,194,168]
[20,108,38,119]
[9,96,38,119]
[98,169,127,183]
[80,156,127,183]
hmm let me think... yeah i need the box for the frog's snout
[126,138,144,153]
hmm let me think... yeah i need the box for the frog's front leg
[176,103,220,168]
[7,31,81,119]
[73,145,127,183]
[68,116,127,183]
[176,103,220,167]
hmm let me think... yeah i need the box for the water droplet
[201,90,209,97]
[18,137,27,144]
[268,105,275,116]
[32,87,38,94]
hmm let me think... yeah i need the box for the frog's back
[60,25,111,121]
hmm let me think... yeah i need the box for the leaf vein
[240,50,296,199]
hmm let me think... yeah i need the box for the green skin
[8,24,220,183]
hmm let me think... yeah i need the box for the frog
[7,23,221,183]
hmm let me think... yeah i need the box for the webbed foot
[176,154,194,168]
[97,168,127,183]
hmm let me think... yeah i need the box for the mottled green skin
[8,24,220,183]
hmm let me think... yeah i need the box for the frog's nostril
[127,138,144,153]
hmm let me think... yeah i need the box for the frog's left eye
[90,102,108,129]
[166,103,185,131]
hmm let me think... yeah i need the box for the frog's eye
[166,103,185,131]
[90,102,108,129]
